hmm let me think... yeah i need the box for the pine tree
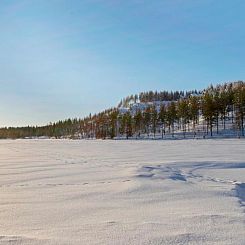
[189,96,199,137]
[202,92,216,137]
[158,104,166,138]
[166,102,177,137]
[151,106,158,138]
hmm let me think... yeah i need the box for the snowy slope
[0,139,244,244]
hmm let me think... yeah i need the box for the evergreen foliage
[1,81,245,139]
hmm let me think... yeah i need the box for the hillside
[0,81,244,139]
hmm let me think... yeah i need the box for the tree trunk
[216,114,219,134]
[210,120,213,137]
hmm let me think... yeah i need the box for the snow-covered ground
[0,139,244,245]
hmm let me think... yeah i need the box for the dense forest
[0,81,244,139]
[118,89,201,107]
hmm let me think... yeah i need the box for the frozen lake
[0,139,245,245]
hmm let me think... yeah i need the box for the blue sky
[0,0,245,127]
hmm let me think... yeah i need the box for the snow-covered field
[0,139,244,245]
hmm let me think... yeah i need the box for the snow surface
[0,139,244,245]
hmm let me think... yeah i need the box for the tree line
[0,81,244,139]
[118,89,201,107]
